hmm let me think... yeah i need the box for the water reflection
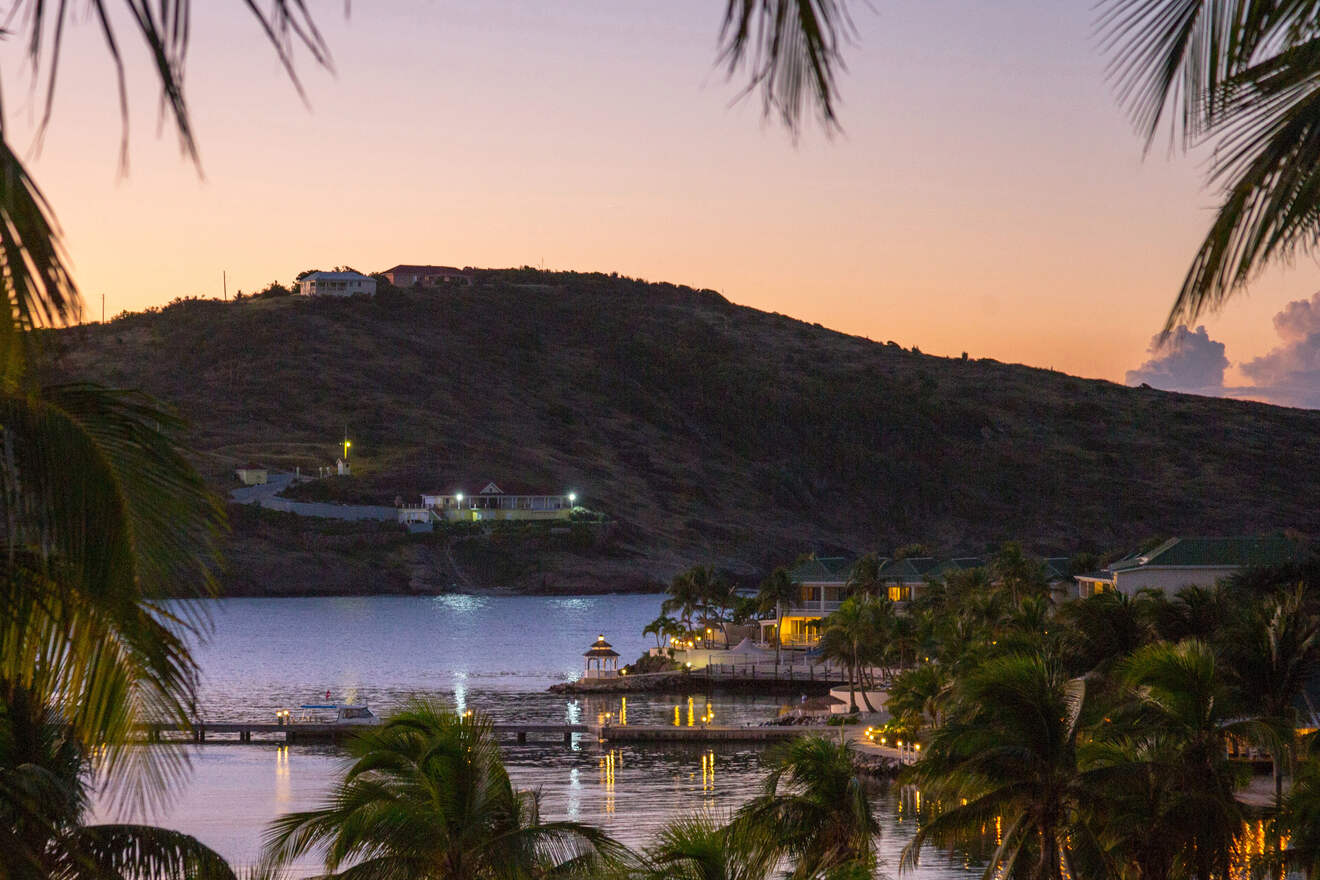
[274,746,290,805]
[113,597,987,878]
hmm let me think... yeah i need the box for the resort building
[760,553,1078,648]
[765,557,857,649]
[382,264,473,287]
[297,270,376,297]
[1074,536,1309,597]
[420,481,577,522]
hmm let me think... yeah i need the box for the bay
[91,595,978,878]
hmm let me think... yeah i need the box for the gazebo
[583,634,620,679]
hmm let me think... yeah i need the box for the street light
[568,492,577,503]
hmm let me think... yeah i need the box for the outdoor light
[456,493,464,502]
[568,492,577,503]
[915,743,921,751]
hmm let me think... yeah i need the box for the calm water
[91,596,978,878]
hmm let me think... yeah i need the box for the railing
[778,633,823,648]
[700,658,857,682]
[781,600,844,614]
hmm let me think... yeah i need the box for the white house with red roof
[383,264,473,287]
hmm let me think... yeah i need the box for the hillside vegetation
[44,269,1320,594]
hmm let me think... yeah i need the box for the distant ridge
[47,268,1320,593]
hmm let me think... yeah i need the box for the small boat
[295,702,379,725]
[334,704,378,725]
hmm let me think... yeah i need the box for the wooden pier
[144,722,592,745]
[598,724,834,743]
[141,721,837,746]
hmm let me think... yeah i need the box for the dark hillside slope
[46,271,1320,591]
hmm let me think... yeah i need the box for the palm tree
[1077,733,1197,880]
[819,594,886,712]
[0,685,234,880]
[1269,754,1320,880]
[1058,588,1155,675]
[1099,0,1320,325]
[844,554,882,598]
[701,572,738,646]
[0,383,225,812]
[757,566,799,668]
[1220,585,1320,804]
[1149,585,1229,644]
[884,612,919,673]
[260,701,625,880]
[642,812,773,880]
[885,662,949,735]
[662,568,704,636]
[644,614,682,649]
[989,542,1049,606]
[732,736,877,880]
[901,653,1095,880]
[1113,640,1272,880]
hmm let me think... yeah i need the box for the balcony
[782,599,843,614]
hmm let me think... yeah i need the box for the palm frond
[1097,0,1252,145]
[0,384,224,814]
[17,0,331,168]
[0,136,78,384]
[58,823,236,880]
[719,0,856,134]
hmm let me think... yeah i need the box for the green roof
[788,556,857,584]
[1042,557,1072,580]
[1127,536,1308,569]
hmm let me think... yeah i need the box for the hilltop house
[420,481,576,522]
[1074,536,1309,597]
[383,264,473,287]
[298,271,376,297]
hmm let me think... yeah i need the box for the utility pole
[223,270,228,301]
[101,293,105,323]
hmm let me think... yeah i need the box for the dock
[144,722,592,744]
[141,721,838,745]
[599,724,835,742]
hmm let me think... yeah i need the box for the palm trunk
[774,604,782,672]
[848,644,858,712]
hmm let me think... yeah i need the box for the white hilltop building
[298,271,376,297]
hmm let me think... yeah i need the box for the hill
[43,269,1320,595]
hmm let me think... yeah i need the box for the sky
[7,0,1320,400]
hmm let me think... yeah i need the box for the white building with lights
[420,481,578,522]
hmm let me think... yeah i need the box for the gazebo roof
[583,634,619,658]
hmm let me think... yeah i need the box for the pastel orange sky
[6,1,1319,389]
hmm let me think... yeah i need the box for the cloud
[1236,292,1320,408]
[1125,325,1228,394]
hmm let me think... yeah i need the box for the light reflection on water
[88,597,979,879]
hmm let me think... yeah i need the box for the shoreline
[214,585,666,599]
[549,671,841,696]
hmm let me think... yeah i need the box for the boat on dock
[294,703,379,725]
